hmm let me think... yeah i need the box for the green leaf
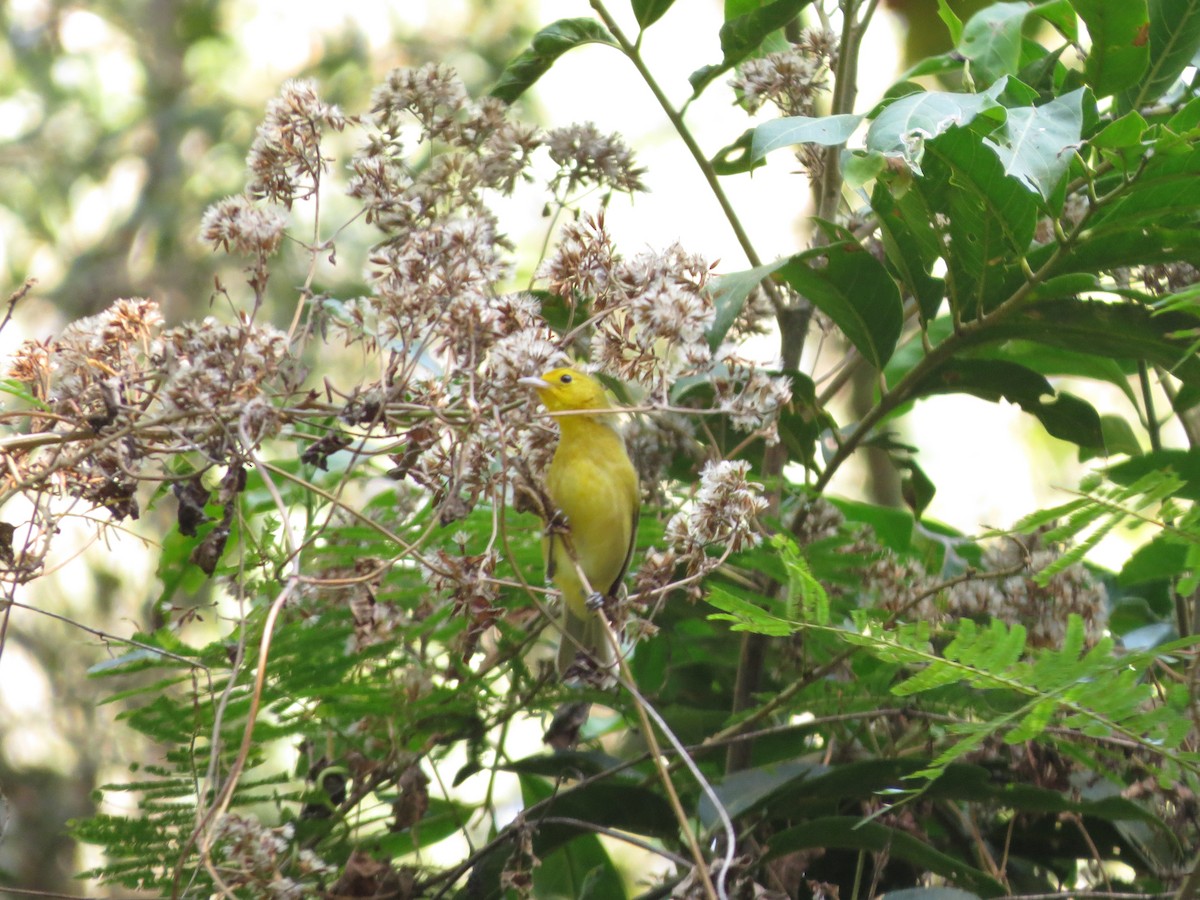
[1089,146,1200,234]
[689,0,815,95]
[917,126,1039,316]
[535,833,626,900]
[871,181,946,321]
[522,777,678,841]
[777,234,904,368]
[1108,448,1200,500]
[1087,413,1145,460]
[984,88,1085,199]
[959,2,1033,86]
[632,0,675,29]
[774,533,830,624]
[936,0,964,44]
[843,149,889,187]
[1075,0,1151,97]
[699,760,822,828]
[968,335,1137,406]
[984,300,1200,405]
[1006,697,1058,742]
[1032,0,1079,40]
[707,260,788,350]
[750,113,863,162]
[1124,0,1200,108]
[881,891,982,900]
[709,127,766,174]
[865,80,1008,171]
[706,585,795,636]
[1119,533,1189,585]
[766,816,1007,897]
[898,455,937,517]
[912,358,1105,450]
[490,19,619,103]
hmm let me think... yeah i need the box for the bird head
[518,367,612,413]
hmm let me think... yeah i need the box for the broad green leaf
[1075,0,1151,96]
[521,778,677,841]
[1089,146,1200,234]
[1168,95,1200,132]
[689,0,815,95]
[865,80,1008,171]
[535,833,626,900]
[1108,448,1200,500]
[917,127,1039,316]
[699,760,822,828]
[936,0,964,43]
[898,455,937,517]
[1031,0,1079,40]
[750,113,863,161]
[871,180,946,321]
[1119,533,1189,585]
[777,235,904,368]
[1085,413,1144,460]
[490,19,619,103]
[985,88,1085,199]
[984,300,1200,405]
[1090,110,1150,170]
[959,2,1032,85]
[500,750,626,779]
[707,259,788,350]
[843,149,889,187]
[632,0,675,29]
[766,817,1007,897]
[709,127,765,174]
[912,358,1105,450]
[966,338,1137,406]
[1123,0,1200,108]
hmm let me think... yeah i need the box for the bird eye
[560,374,572,383]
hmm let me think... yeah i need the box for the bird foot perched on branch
[545,507,571,536]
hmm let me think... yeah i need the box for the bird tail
[557,601,616,677]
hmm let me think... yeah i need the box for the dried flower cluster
[666,459,768,558]
[545,122,647,196]
[211,814,332,899]
[247,78,347,208]
[6,66,785,743]
[862,530,1108,650]
[200,195,289,258]
[3,297,296,580]
[423,543,502,660]
[1141,261,1200,296]
[947,543,1108,648]
[712,357,794,444]
[730,28,838,117]
[730,28,839,177]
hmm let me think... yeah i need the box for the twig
[587,0,787,316]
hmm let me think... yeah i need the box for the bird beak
[518,375,552,390]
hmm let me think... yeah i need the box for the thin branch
[587,0,787,316]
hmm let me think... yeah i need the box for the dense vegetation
[3,0,1200,897]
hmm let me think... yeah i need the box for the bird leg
[545,507,571,536]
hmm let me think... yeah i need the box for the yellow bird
[519,367,639,675]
